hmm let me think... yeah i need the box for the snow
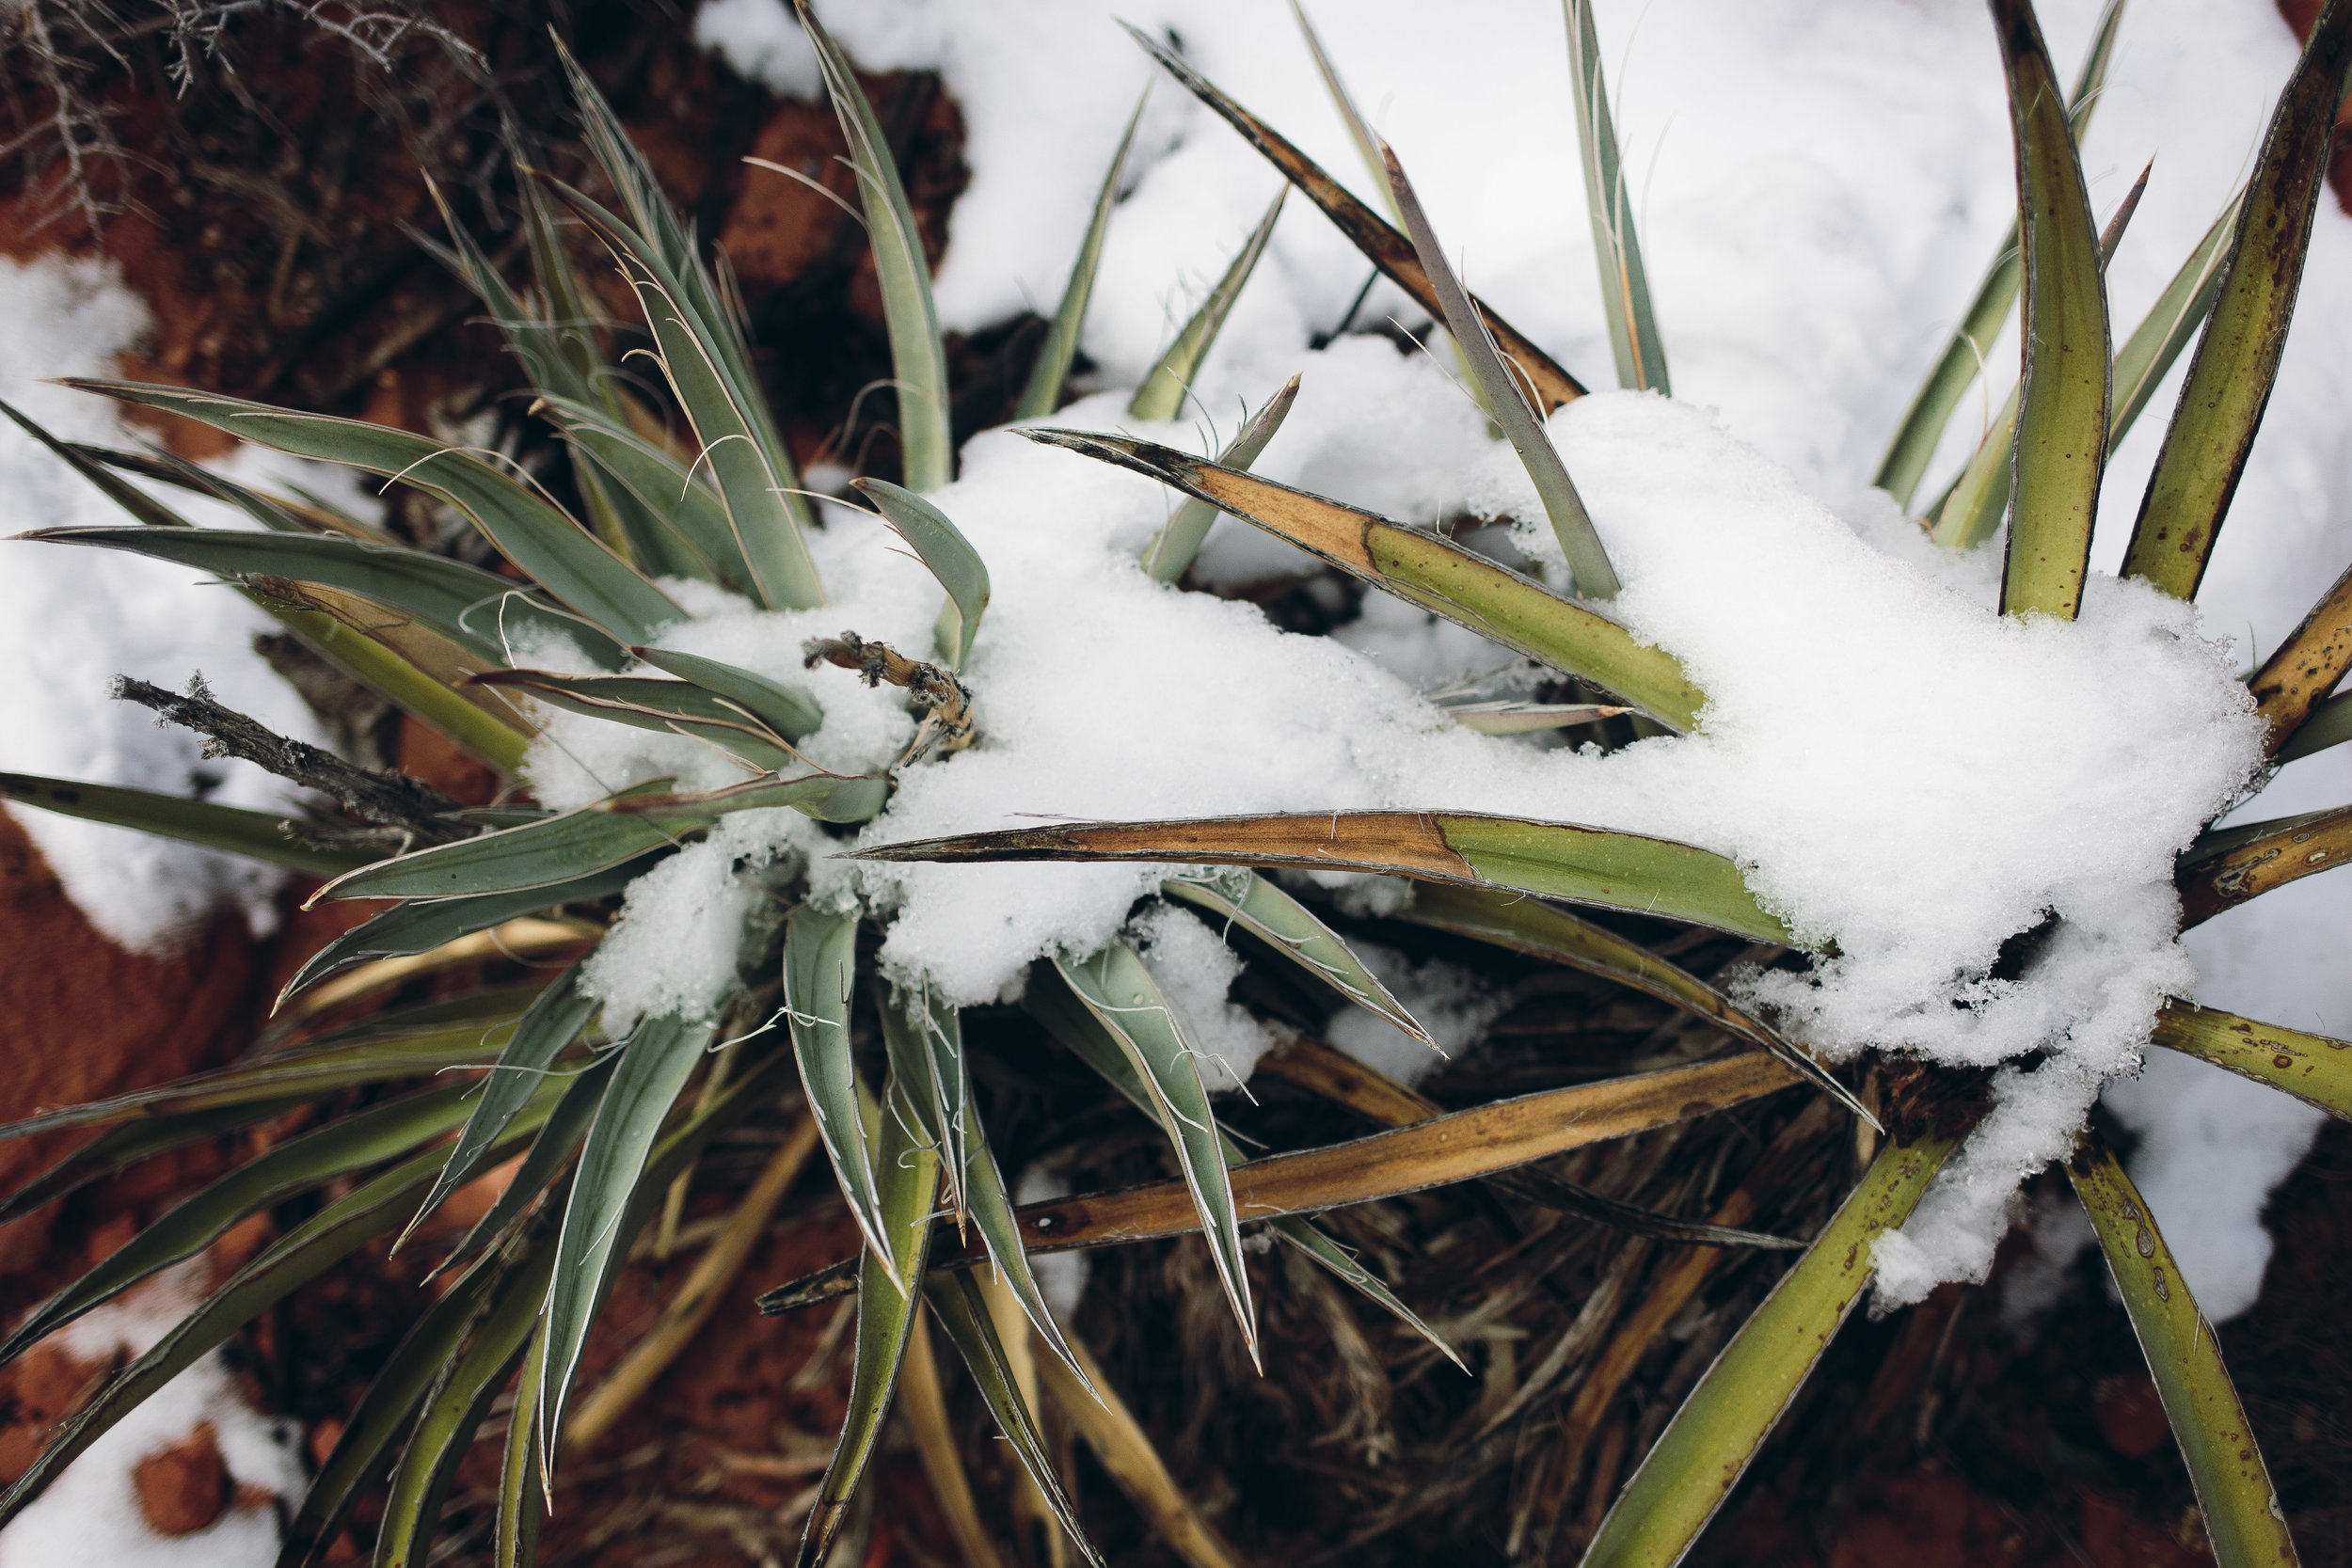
[0,255,342,951]
[0,1265,305,1568]
[1325,942,1511,1090]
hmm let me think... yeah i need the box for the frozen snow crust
[537,362,2264,1304]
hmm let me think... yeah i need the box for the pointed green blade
[1269,1215,1461,1370]
[627,645,824,740]
[1053,946,1257,1361]
[1579,1129,1958,1568]
[1565,0,1668,394]
[1163,867,1430,1047]
[799,1070,943,1568]
[785,905,897,1279]
[1128,186,1285,423]
[2067,1138,2300,1567]
[1873,0,2123,508]
[2121,0,2352,598]
[1018,85,1148,421]
[799,1,953,493]
[1020,430,1701,728]
[537,1014,712,1450]
[855,478,991,669]
[2151,1001,2352,1122]
[1992,0,2110,622]
[1140,374,1300,585]
[0,771,370,879]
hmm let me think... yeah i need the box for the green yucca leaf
[65,440,378,538]
[1992,0,2110,622]
[1121,23,1586,413]
[0,1083,485,1372]
[401,961,599,1247]
[279,1249,506,1568]
[1162,867,1432,1046]
[799,1,954,494]
[786,905,898,1280]
[1291,0,1399,224]
[1873,0,2123,507]
[2152,1002,2352,1122]
[627,645,825,740]
[0,1100,308,1231]
[1018,431,1703,727]
[765,1052,1804,1311]
[1382,142,1622,600]
[1053,945,1259,1359]
[376,1243,559,1568]
[858,810,1792,946]
[469,669,803,771]
[1017,85,1149,421]
[1395,882,1874,1126]
[1565,0,1668,394]
[277,858,646,1007]
[532,393,756,593]
[2278,689,2352,764]
[68,380,686,644]
[1932,178,2225,552]
[0,771,372,879]
[0,989,539,1144]
[0,1110,552,1533]
[1579,1128,1959,1568]
[254,592,535,776]
[0,398,191,531]
[1140,374,1300,584]
[23,522,602,668]
[1024,962,1454,1358]
[538,1013,713,1449]
[879,990,1087,1381]
[2249,560,2352,755]
[431,1050,618,1284]
[923,1270,1109,1566]
[801,1071,943,1568]
[2178,802,2352,927]
[418,175,597,415]
[317,772,872,902]
[855,478,991,669]
[496,1327,547,1568]
[1128,186,1286,423]
[2121,0,2352,598]
[557,189,830,611]
[2067,1138,2299,1568]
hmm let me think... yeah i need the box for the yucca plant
[3,1,2351,1565]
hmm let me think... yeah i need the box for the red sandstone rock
[133,1421,231,1537]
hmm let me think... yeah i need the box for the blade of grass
[1395,882,1869,1123]
[854,809,1791,945]
[1054,945,1258,1361]
[2151,1001,2352,1122]
[1564,0,1668,393]
[1121,23,1584,411]
[799,1,953,492]
[67,380,684,644]
[0,771,370,879]
[1128,187,1285,423]
[926,1271,1107,1567]
[1578,1128,1960,1568]
[1019,430,1701,727]
[799,1070,943,1568]
[2067,1136,2300,1566]
[1874,0,2124,506]
[1163,866,1432,1047]
[1991,0,2111,621]
[855,478,990,670]
[2248,559,2352,756]
[786,905,896,1280]
[537,1014,713,1452]
[1382,141,1621,599]
[2121,0,2352,598]
[1018,86,1148,420]
[1139,374,1299,584]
